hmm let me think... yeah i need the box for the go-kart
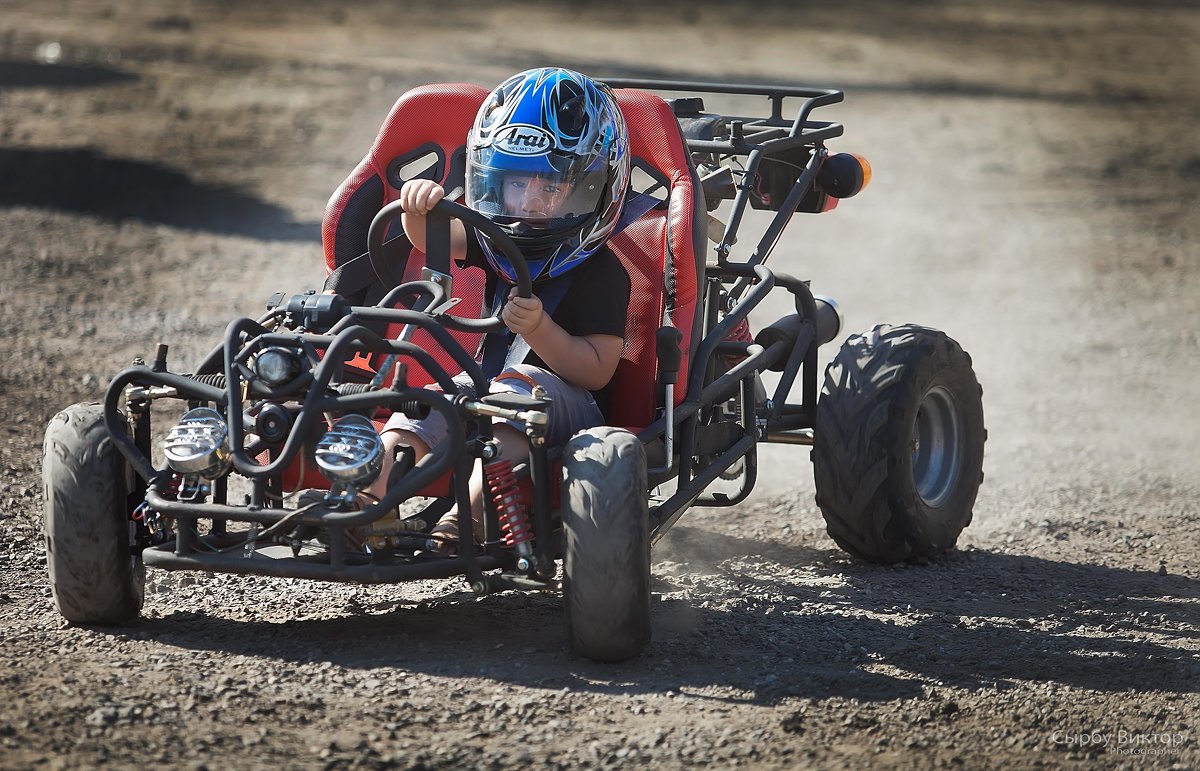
[42,78,986,662]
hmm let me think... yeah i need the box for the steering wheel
[366,197,532,333]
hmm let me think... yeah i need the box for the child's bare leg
[364,419,531,551]
[364,428,430,502]
[430,422,530,551]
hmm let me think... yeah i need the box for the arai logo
[495,124,553,156]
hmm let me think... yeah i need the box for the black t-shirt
[464,229,631,416]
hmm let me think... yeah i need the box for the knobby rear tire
[561,426,650,662]
[43,403,145,624]
[812,324,986,563]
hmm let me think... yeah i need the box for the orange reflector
[850,153,872,192]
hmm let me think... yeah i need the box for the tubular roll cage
[107,79,846,586]
[607,79,845,540]
[110,283,577,590]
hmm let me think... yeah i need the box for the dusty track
[1,1,1197,768]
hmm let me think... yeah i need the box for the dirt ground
[1,0,1198,768]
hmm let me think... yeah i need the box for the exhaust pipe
[812,295,844,345]
[754,296,843,372]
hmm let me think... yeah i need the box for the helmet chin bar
[500,216,591,257]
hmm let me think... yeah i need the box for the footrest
[481,392,550,412]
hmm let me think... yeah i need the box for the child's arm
[503,289,623,391]
[399,180,468,262]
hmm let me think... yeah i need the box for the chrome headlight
[163,407,231,479]
[313,415,384,487]
[253,346,301,387]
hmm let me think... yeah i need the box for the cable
[215,500,324,553]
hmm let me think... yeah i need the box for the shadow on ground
[112,526,1199,706]
[0,147,319,242]
[0,60,138,89]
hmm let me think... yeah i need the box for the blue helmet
[466,68,631,284]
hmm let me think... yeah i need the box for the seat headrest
[367,83,489,193]
[613,89,696,187]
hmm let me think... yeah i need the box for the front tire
[813,325,986,563]
[43,403,145,624]
[561,426,650,662]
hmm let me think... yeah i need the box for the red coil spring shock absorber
[484,458,533,550]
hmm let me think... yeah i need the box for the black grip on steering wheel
[431,199,532,297]
[366,197,532,333]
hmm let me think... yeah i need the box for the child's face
[502,174,573,221]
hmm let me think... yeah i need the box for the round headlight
[163,407,231,479]
[254,346,301,387]
[314,415,384,486]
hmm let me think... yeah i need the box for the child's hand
[502,286,544,336]
[399,179,445,215]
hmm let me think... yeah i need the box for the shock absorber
[484,458,533,558]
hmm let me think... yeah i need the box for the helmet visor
[466,160,609,236]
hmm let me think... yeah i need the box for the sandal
[423,517,460,555]
[421,508,487,555]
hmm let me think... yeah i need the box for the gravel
[1,0,1197,768]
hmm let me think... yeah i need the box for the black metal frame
[108,79,850,591]
[606,79,845,540]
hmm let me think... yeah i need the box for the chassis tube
[696,373,762,508]
[650,433,758,544]
[713,144,766,263]
[686,264,774,404]
[341,307,488,393]
[764,429,814,445]
[528,435,554,575]
[603,78,840,100]
[748,150,823,270]
[370,280,446,320]
[711,263,822,418]
[105,367,227,481]
[448,439,486,589]
[141,543,504,583]
[637,339,787,448]
[225,325,459,478]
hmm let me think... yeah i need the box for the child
[366,67,632,550]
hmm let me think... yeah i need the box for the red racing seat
[322,83,492,388]
[606,88,704,431]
